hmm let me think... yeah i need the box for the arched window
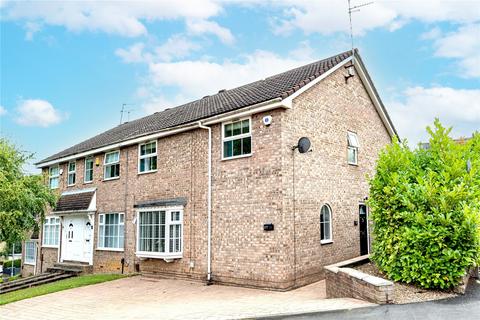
[320,204,332,243]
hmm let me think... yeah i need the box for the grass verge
[0,273,127,305]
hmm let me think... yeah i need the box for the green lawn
[0,273,127,305]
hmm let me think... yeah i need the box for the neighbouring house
[21,49,397,290]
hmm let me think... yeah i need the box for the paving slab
[0,276,375,320]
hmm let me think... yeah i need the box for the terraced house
[21,50,397,290]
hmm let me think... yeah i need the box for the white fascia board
[281,56,353,107]
[37,98,287,168]
[352,57,397,138]
[61,187,97,196]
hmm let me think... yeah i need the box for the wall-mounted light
[344,64,355,83]
[95,157,101,166]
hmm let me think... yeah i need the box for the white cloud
[24,21,41,40]
[15,99,65,127]
[420,27,442,40]
[186,19,235,44]
[115,35,200,64]
[115,42,146,63]
[388,86,480,146]
[0,105,6,116]
[270,0,480,36]
[2,0,222,37]
[432,24,480,78]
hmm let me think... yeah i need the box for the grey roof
[53,191,95,213]
[38,50,353,164]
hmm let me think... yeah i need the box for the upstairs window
[104,151,120,180]
[136,208,183,258]
[139,141,158,173]
[84,158,94,183]
[98,213,124,250]
[43,217,60,247]
[67,161,76,186]
[222,118,252,159]
[347,131,359,165]
[49,165,59,189]
[320,204,333,243]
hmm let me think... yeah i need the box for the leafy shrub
[368,120,480,289]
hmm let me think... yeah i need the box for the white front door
[62,215,93,264]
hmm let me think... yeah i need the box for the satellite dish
[296,137,311,153]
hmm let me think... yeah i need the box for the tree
[368,120,480,289]
[0,138,56,245]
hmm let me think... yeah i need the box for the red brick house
[22,50,397,290]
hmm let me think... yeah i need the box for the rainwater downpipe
[198,121,212,283]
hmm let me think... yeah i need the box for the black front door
[359,205,368,255]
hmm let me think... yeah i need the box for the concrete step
[0,273,75,294]
[50,262,93,274]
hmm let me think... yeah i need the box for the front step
[0,272,75,294]
[48,262,93,275]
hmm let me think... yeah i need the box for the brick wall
[280,66,392,288]
[325,256,394,304]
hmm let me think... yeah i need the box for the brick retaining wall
[325,255,394,304]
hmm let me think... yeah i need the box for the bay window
[136,207,183,258]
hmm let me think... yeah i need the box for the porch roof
[53,190,96,213]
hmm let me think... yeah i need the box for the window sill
[347,162,358,166]
[221,153,253,161]
[96,248,124,252]
[138,170,157,175]
[320,240,333,245]
[84,181,93,184]
[24,261,36,266]
[42,245,59,249]
[135,252,183,260]
[103,177,120,182]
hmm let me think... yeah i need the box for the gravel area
[355,262,458,304]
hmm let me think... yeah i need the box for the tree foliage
[0,139,56,244]
[368,120,480,289]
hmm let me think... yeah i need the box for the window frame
[84,157,94,183]
[67,161,76,186]
[97,213,125,251]
[347,131,359,166]
[103,150,120,181]
[49,165,60,189]
[138,140,158,174]
[221,117,253,160]
[135,206,184,259]
[320,204,333,244]
[24,240,37,265]
[42,216,60,248]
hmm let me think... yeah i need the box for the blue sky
[0,0,479,173]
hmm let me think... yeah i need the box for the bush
[368,120,480,289]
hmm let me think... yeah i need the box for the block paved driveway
[0,276,374,320]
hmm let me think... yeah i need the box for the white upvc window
[84,157,94,183]
[67,161,76,186]
[43,216,60,247]
[25,241,37,265]
[104,150,120,180]
[347,131,359,165]
[98,213,124,251]
[320,204,333,244]
[136,207,183,259]
[49,165,59,189]
[222,118,252,159]
[138,141,157,174]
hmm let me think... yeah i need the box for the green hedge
[368,120,480,289]
[2,259,21,268]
